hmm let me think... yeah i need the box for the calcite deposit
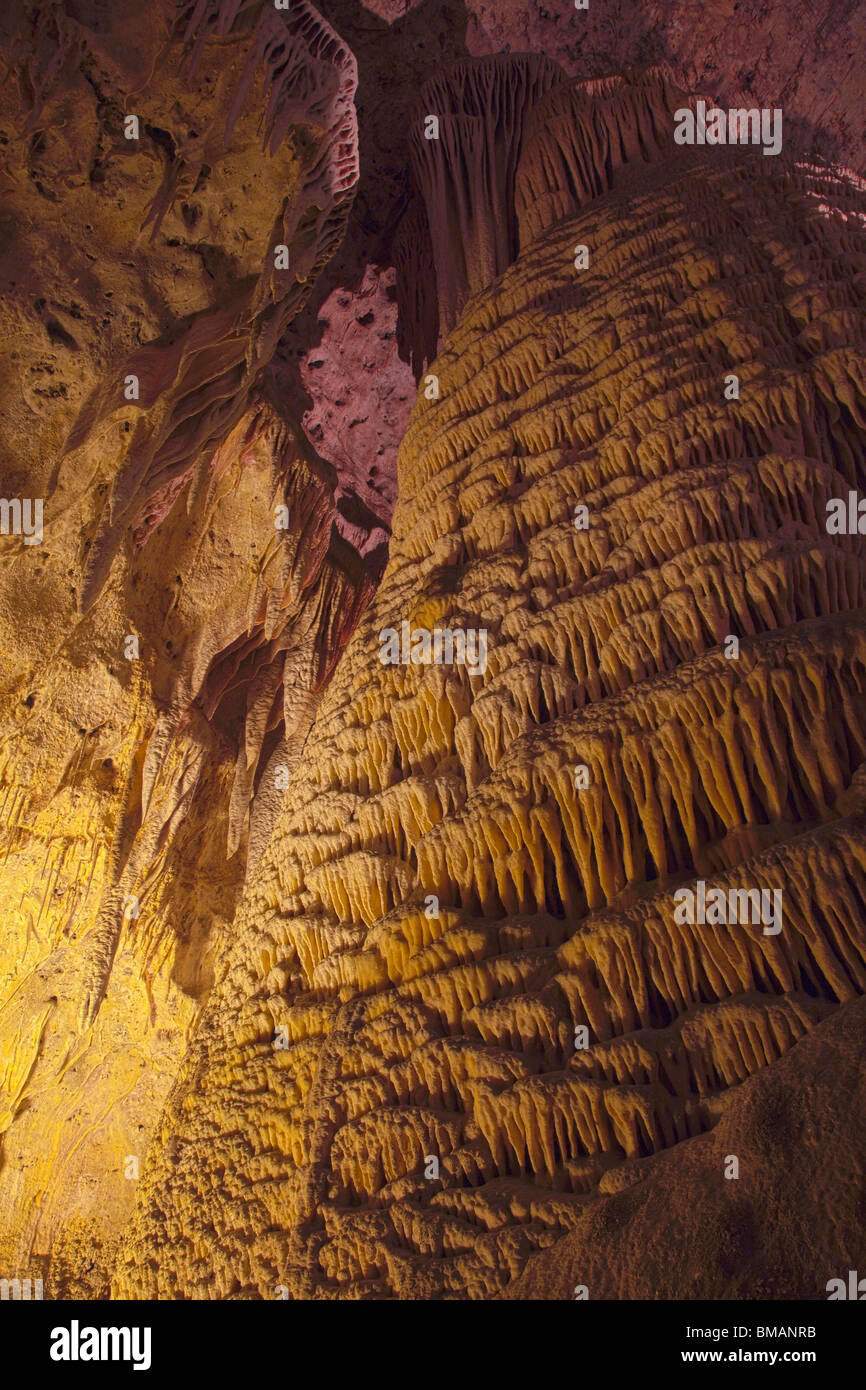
[0,0,369,1295]
[1,2,866,1302]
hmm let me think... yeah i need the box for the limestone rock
[2,8,866,1304]
[0,0,369,1293]
[504,993,866,1300]
[112,70,866,1300]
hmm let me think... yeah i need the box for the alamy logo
[50,1321,152,1371]
[673,880,783,935]
[674,101,782,157]
[826,492,866,534]
[0,498,42,544]
[379,622,488,677]
[0,1276,42,1299]
[827,1270,866,1300]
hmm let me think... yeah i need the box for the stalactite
[405,55,565,344]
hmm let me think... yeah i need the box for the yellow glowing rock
[111,104,866,1299]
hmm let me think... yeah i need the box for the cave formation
[1,0,865,1302]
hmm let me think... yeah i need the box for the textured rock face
[0,0,371,1294]
[466,0,866,171]
[361,0,425,20]
[507,993,866,1300]
[111,73,866,1299]
[298,264,413,557]
[2,4,866,1304]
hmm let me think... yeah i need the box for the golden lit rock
[1,12,865,1305]
[113,74,866,1299]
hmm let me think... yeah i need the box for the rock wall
[505,992,866,1300]
[466,0,866,172]
[112,72,866,1299]
[2,4,866,1302]
[0,0,373,1295]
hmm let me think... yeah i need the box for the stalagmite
[103,63,866,1300]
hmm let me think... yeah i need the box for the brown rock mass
[115,76,866,1298]
[0,0,369,1295]
[1,5,865,1303]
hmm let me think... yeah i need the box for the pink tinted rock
[299,264,415,553]
[360,0,425,22]
[465,0,866,172]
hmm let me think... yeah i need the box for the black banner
[4,1297,860,1378]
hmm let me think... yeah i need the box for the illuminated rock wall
[0,0,368,1296]
[112,76,866,1298]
